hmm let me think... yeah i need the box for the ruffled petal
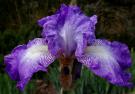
[4,38,56,90]
[77,39,132,87]
[38,4,97,56]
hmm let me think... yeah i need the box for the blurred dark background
[0,0,135,94]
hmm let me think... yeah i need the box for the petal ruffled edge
[4,38,56,90]
[77,39,132,87]
[38,4,97,57]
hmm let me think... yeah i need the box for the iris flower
[4,4,132,90]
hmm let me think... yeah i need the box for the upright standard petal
[38,4,97,56]
[4,38,56,90]
[77,39,132,87]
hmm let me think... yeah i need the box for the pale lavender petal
[77,39,132,87]
[38,4,97,56]
[4,38,56,90]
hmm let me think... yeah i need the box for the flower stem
[70,0,77,5]
[61,88,75,94]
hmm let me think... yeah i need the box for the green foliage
[0,73,35,94]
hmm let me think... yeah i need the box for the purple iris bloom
[4,4,132,90]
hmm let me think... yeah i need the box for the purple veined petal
[77,39,132,87]
[110,41,132,69]
[38,4,97,57]
[4,45,26,81]
[4,38,56,90]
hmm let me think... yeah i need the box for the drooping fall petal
[77,39,132,87]
[4,38,56,90]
